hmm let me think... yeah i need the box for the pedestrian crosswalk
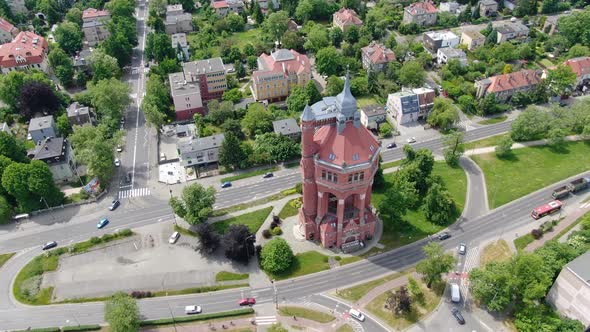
[118,187,151,199]
[579,202,590,209]
[461,246,480,296]
[255,316,277,326]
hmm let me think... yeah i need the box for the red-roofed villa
[0,17,18,44]
[361,41,396,72]
[298,72,380,252]
[333,8,363,31]
[403,1,438,26]
[564,57,590,87]
[475,69,543,101]
[0,31,48,74]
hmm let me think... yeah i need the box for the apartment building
[169,72,205,121]
[361,42,396,72]
[460,30,485,51]
[82,8,110,46]
[165,4,193,34]
[0,18,18,44]
[437,47,467,66]
[251,49,311,102]
[564,57,590,87]
[403,1,438,27]
[211,0,245,16]
[178,133,225,167]
[475,69,543,100]
[496,22,529,43]
[479,0,498,17]
[27,137,79,183]
[332,8,363,31]
[423,30,459,54]
[0,31,49,74]
[387,88,435,125]
[171,33,190,60]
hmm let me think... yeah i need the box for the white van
[451,283,461,303]
[349,308,365,322]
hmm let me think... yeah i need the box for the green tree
[557,9,590,46]
[478,93,500,115]
[103,32,134,67]
[469,260,515,311]
[145,33,175,63]
[221,118,244,140]
[281,31,304,52]
[0,71,50,113]
[457,95,477,114]
[295,0,313,22]
[329,27,343,47]
[495,136,514,158]
[86,78,131,131]
[510,106,552,141]
[0,131,27,162]
[315,47,342,76]
[407,276,424,304]
[241,103,274,137]
[264,11,289,42]
[305,80,322,104]
[443,132,464,166]
[235,61,246,79]
[422,182,456,225]
[65,7,83,26]
[379,123,393,138]
[48,47,74,87]
[260,237,294,274]
[547,64,577,97]
[222,88,243,104]
[567,44,590,58]
[548,127,567,150]
[219,132,246,170]
[105,292,140,332]
[378,174,418,225]
[398,60,425,87]
[251,1,264,24]
[28,160,64,206]
[350,75,369,96]
[169,183,216,224]
[225,13,245,32]
[427,98,458,130]
[325,76,344,96]
[56,113,72,137]
[55,22,83,55]
[142,99,167,130]
[415,242,455,288]
[88,49,121,82]
[254,132,300,163]
[69,124,121,184]
[304,24,330,53]
[287,86,308,113]
[0,195,10,224]
[142,73,171,130]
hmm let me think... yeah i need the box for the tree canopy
[104,292,140,332]
[260,237,294,274]
[169,183,216,224]
[415,242,455,288]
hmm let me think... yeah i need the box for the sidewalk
[465,135,586,156]
[276,311,350,332]
[524,204,590,252]
[354,272,420,308]
[141,317,255,332]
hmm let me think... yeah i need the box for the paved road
[1,169,589,329]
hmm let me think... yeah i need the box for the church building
[298,73,380,252]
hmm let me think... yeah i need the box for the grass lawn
[335,324,354,332]
[152,283,247,297]
[480,240,512,266]
[212,207,273,234]
[338,256,362,265]
[538,58,555,69]
[268,251,330,281]
[278,306,335,323]
[215,271,249,282]
[221,166,278,183]
[356,96,381,107]
[555,211,590,240]
[174,224,198,237]
[278,198,301,219]
[0,252,15,268]
[14,253,59,305]
[463,133,510,150]
[514,233,535,251]
[336,269,412,302]
[382,159,403,170]
[284,160,301,168]
[369,162,467,254]
[472,142,590,209]
[478,115,508,125]
[211,186,299,217]
[366,279,443,331]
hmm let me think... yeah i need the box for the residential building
[169,72,205,121]
[564,57,590,87]
[403,1,438,27]
[332,8,363,31]
[165,4,193,34]
[82,8,110,46]
[273,118,301,140]
[177,133,225,167]
[479,0,498,17]
[298,73,379,252]
[437,47,467,66]
[211,0,245,17]
[73,49,93,69]
[387,87,435,124]
[254,0,278,11]
[0,31,49,74]
[288,19,299,31]
[361,42,396,72]
[251,48,311,102]
[496,22,529,43]
[0,18,18,44]
[547,251,590,329]
[475,69,543,100]
[542,16,558,35]
[503,0,516,10]
[171,33,190,60]
[27,137,79,183]
[359,105,387,130]
[6,0,27,14]
[28,115,57,144]
[439,2,459,13]
[0,122,10,134]
[423,30,459,54]
[460,30,485,51]
[67,102,94,126]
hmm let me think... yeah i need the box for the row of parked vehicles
[532,177,590,220]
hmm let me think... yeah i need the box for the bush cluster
[130,290,153,299]
[531,228,543,239]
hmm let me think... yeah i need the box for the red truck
[531,200,563,220]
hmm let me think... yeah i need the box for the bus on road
[531,200,563,219]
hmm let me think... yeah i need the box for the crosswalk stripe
[255,315,277,325]
[118,187,151,199]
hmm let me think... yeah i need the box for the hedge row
[13,325,101,332]
[140,308,255,326]
[13,328,60,332]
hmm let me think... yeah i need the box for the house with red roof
[211,0,244,17]
[475,69,543,101]
[250,49,311,102]
[403,1,438,26]
[564,57,590,88]
[0,31,48,74]
[0,18,18,44]
[333,8,363,31]
[361,41,396,72]
[82,8,110,46]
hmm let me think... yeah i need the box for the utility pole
[271,279,278,309]
[166,302,178,332]
[169,189,177,225]
[244,234,256,263]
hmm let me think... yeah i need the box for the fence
[28,189,108,218]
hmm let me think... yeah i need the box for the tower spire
[301,103,315,122]
[343,65,351,96]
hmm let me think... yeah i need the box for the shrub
[260,238,294,274]
[62,325,102,331]
[271,226,282,236]
[295,182,302,194]
[14,328,60,332]
[90,236,101,244]
[119,228,133,236]
[270,221,278,229]
[273,215,280,223]
[130,290,153,299]
[531,228,543,239]
[262,229,272,239]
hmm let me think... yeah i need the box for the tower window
[369,145,375,152]
[328,153,336,161]
[352,153,359,161]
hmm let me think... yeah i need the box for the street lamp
[169,189,177,225]
[244,234,255,263]
[271,279,278,309]
[166,302,178,332]
[40,196,55,221]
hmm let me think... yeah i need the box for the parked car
[238,298,256,306]
[42,241,58,250]
[116,145,123,152]
[221,181,232,188]
[160,153,166,162]
[386,143,397,149]
[451,283,461,303]
[458,243,466,255]
[348,308,365,322]
[97,218,109,229]
[263,172,274,178]
[185,305,201,314]
[437,232,451,241]
[114,158,120,167]
[169,231,180,244]
[451,307,465,325]
[406,137,416,143]
[109,200,120,211]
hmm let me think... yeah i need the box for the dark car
[451,307,465,325]
[221,181,232,188]
[238,298,256,306]
[97,218,109,229]
[125,173,132,184]
[386,143,397,149]
[42,241,58,250]
[109,200,120,211]
[262,172,274,178]
[437,232,451,241]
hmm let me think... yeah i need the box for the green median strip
[278,306,335,323]
[212,206,273,234]
[514,233,535,251]
[140,308,255,326]
[221,166,278,183]
[215,271,249,281]
[0,252,15,268]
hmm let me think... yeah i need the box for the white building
[437,47,467,66]
[177,134,225,167]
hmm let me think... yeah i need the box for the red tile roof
[406,1,437,15]
[253,49,311,82]
[486,69,542,93]
[334,8,363,27]
[0,18,15,33]
[82,8,109,19]
[361,42,396,65]
[0,31,48,69]
[314,122,379,167]
[564,57,590,78]
[212,1,228,8]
